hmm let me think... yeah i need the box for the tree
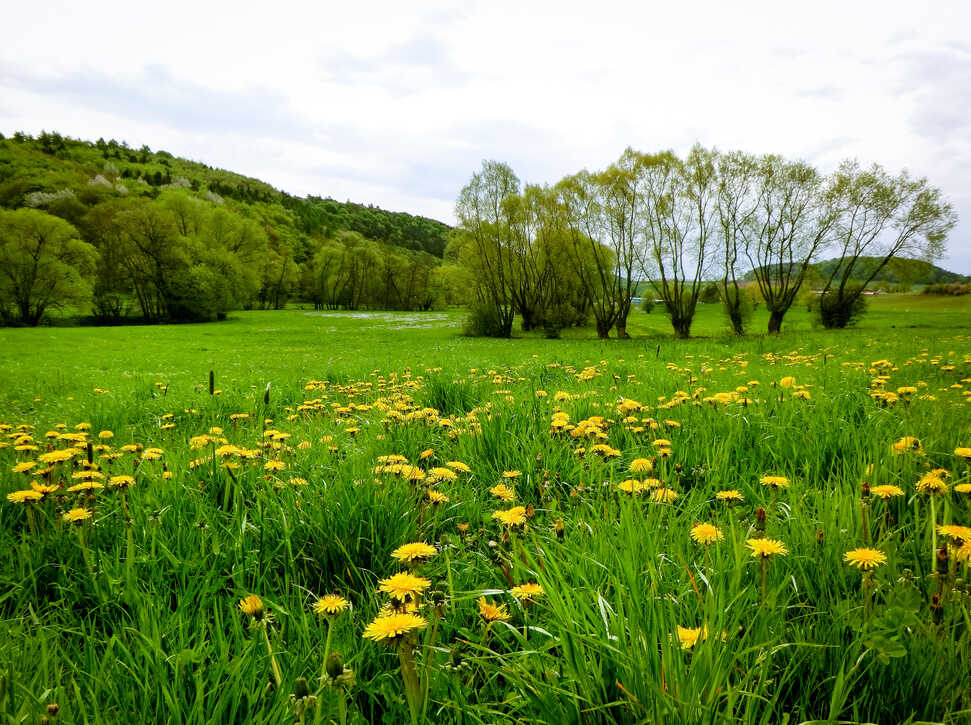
[714,150,758,334]
[454,161,520,337]
[0,208,97,325]
[744,156,836,333]
[817,160,956,328]
[637,147,715,338]
[555,171,619,338]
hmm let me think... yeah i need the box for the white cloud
[1,0,969,271]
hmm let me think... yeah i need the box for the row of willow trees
[0,190,466,326]
[452,147,956,338]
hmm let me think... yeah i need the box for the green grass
[1,295,970,724]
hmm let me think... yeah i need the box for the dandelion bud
[209,370,215,395]
[449,643,465,669]
[457,523,470,536]
[525,504,535,518]
[326,652,344,681]
[46,703,60,718]
[264,382,271,406]
[860,482,870,499]
[937,545,949,574]
[293,676,310,700]
[554,518,565,540]
[816,530,824,545]
[755,507,767,532]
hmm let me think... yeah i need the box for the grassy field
[1,295,970,724]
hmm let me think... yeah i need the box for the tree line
[453,147,956,338]
[0,132,460,325]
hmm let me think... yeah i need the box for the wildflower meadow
[1,301,970,724]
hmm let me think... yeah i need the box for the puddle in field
[304,312,459,330]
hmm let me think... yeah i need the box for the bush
[700,283,721,304]
[640,296,655,314]
[816,287,868,329]
[922,282,969,296]
[462,302,508,337]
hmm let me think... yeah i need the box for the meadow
[1,295,970,724]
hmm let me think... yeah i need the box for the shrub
[816,286,868,329]
[640,296,655,314]
[922,282,969,296]
[462,301,508,337]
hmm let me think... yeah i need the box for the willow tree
[455,161,520,337]
[818,160,956,328]
[0,208,97,325]
[715,150,759,334]
[555,171,619,338]
[744,155,836,333]
[638,146,716,338]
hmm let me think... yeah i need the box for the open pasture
[1,299,971,724]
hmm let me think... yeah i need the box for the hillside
[0,130,451,258]
[743,256,967,286]
[0,131,463,325]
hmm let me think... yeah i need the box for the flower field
[1,306,970,724]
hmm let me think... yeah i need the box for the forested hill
[0,130,450,257]
[743,256,967,286]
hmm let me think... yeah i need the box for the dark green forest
[0,131,464,325]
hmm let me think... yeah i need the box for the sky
[2,0,970,273]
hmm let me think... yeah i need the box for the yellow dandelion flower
[510,583,544,603]
[362,612,427,643]
[915,472,948,496]
[955,447,971,461]
[446,461,471,473]
[238,594,265,619]
[264,459,287,472]
[390,542,437,564]
[870,485,904,499]
[937,525,971,543]
[492,506,528,527]
[759,475,790,489]
[843,548,887,570]
[677,625,705,650]
[428,466,458,482]
[489,483,516,502]
[11,461,37,474]
[419,449,434,460]
[425,489,449,505]
[746,538,788,558]
[7,489,44,503]
[62,507,93,524]
[378,572,431,602]
[109,475,136,489]
[617,479,644,495]
[629,458,653,473]
[651,488,679,504]
[98,430,113,439]
[68,481,104,493]
[690,523,724,545]
[955,541,971,563]
[313,594,350,617]
[892,436,923,454]
[502,470,522,479]
[715,489,744,503]
[779,376,795,388]
[30,481,60,495]
[478,596,511,623]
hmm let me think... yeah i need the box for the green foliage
[922,282,969,296]
[639,295,655,314]
[0,208,97,325]
[0,132,454,325]
[816,286,869,328]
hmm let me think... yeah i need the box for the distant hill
[743,257,968,286]
[0,130,450,258]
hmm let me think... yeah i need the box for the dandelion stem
[759,558,767,604]
[263,626,283,690]
[930,496,937,576]
[397,640,422,725]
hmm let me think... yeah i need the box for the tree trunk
[767,309,784,334]
[595,318,611,339]
[672,316,692,339]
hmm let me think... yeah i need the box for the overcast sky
[2,0,969,272]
